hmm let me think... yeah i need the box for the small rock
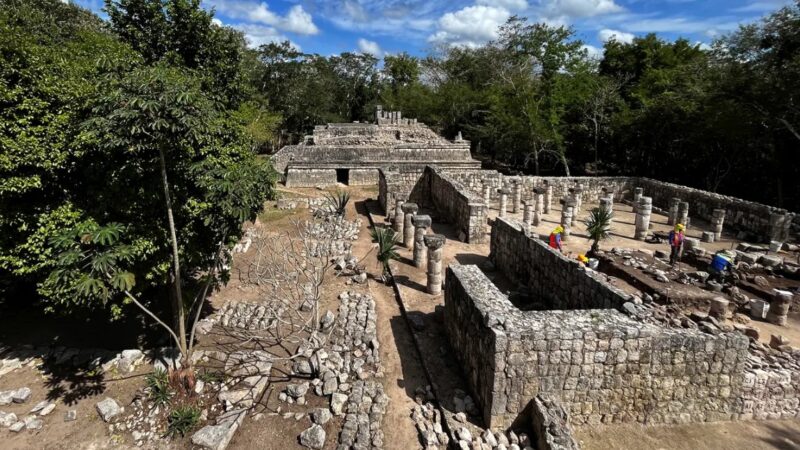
[330,393,348,415]
[9,421,25,432]
[293,359,314,376]
[770,334,790,349]
[39,403,56,416]
[299,424,326,449]
[454,412,467,423]
[24,415,43,430]
[192,424,230,449]
[0,411,18,427]
[457,427,472,442]
[30,400,49,413]
[12,387,31,404]
[311,408,332,425]
[64,410,77,422]
[96,398,122,422]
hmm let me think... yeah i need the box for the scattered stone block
[299,424,326,449]
[95,397,122,422]
[12,387,31,404]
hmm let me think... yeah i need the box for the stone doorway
[336,168,349,185]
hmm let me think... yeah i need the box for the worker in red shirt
[668,223,685,266]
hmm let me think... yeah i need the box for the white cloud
[209,0,319,35]
[476,0,528,12]
[598,28,634,43]
[236,23,298,49]
[543,0,623,18]
[428,5,512,48]
[211,17,223,26]
[696,41,711,51]
[357,38,383,56]
[582,44,603,59]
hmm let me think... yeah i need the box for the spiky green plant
[146,369,173,406]
[371,227,401,282]
[584,207,613,254]
[166,405,202,438]
[325,190,351,217]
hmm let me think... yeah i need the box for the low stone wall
[636,178,794,242]
[349,168,379,186]
[429,167,488,243]
[490,218,630,310]
[444,264,752,430]
[286,168,337,187]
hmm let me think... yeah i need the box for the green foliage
[146,369,173,406]
[371,227,400,280]
[166,405,201,437]
[584,207,613,254]
[324,191,351,217]
[197,370,223,383]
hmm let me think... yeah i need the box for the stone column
[498,189,510,218]
[512,180,522,214]
[634,196,652,241]
[769,211,788,243]
[571,186,583,217]
[412,215,431,268]
[633,187,643,214]
[677,201,689,228]
[394,199,405,235]
[599,197,614,226]
[543,182,552,214]
[523,200,534,226]
[424,234,446,295]
[766,290,792,326]
[667,198,681,226]
[601,187,616,203]
[711,208,726,241]
[402,203,418,249]
[560,198,575,240]
[482,184,492,208]
[709,297,730,321]
[533,187,545,226]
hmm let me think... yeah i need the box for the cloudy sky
[73,0,793,57]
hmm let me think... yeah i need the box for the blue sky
[73,0,794,57]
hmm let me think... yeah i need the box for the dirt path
[352,199,426,450]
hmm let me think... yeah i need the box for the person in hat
[668,223,685,266]
[549,226,564,253]
[709,250,735,282]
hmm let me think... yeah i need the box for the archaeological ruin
[271,106,480,187]
[376,163,800,448]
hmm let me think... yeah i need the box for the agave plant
[324,190,351,217]
[584,206,613,254]
[371,227,401,282]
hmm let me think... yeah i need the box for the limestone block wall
[444,264,752,430]
[636,178,794,241]
[349,168,380,186]
[285,168,337,187]
[378,169,427,219]
[490,218,630,310]
[429,167,488,243]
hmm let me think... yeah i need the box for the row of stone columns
[390,198,446,295]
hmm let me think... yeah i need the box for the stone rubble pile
[218,302,275,331]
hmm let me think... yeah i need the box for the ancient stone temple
[271,106,481,187]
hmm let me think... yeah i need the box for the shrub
[166,405,202,438]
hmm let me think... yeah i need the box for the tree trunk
[157,147,188,360]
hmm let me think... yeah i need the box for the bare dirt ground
[221,185,424,450]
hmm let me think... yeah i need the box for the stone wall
[286,168,337,187]
[444,264,753,430]
[349,168,380,186]
[429,168,488,243]
[636,178,795,242]
[378,169,427,220]
[490,218,630,310]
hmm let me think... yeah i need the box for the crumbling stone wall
[378,169,428,220]
[444,264,752,430]
[490,218,629,310]
[636,178,795,242]
[429,167,488,243]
